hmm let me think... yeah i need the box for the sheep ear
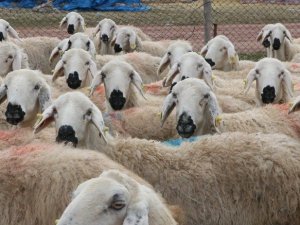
[93,23,101,37]
[49,47,60,65]
[205,92,221,134]
[88,59,98,79]
[38,83,52,112]
[0,84,7,105]
[226,42,239,69]
[52,59,64,82]
[111,36,116,47]
[284,29,292,41]
[129,32,137,50]
[163,63,179,87]
[200,45,208,56]
[161,93,176,127]
[33,104,56,134]
[8,25,21,41]
[91,105,108,143]
[244,68,256,94]
[289,96,300,114]
[79,16,86,32]
[281,69,293,99]
[123,202,149,225]
[87,39,96,57]
[59,17,67,29]
[257,30,263,42]
[157,53,170,76]
[12,49,22,70]
[61,40,71,52]
[89,71,103,96]
[203,62,214,90]
[131,71,146,99]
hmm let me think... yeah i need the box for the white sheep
[32,108,300,225]
[57,169,178,225]
[200,35,239,71]
[0,69,51,128]
[113,26,171,57]
[52,48,98,90]
[162,52,214,90]
[157,40,193,76]
[256,24,275,57]
[89,60,163,112]
[59,12,85,34]
[0,41,29,77]
[244,57,293,106]
[0,19,21,42]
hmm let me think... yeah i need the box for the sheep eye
[34,84,40,90]
[177,63,181,68]
[101,72,106,79]
[172,92,177,98]
[6,26,9,29]
[111,26,115,30]
[255,69,259,74]
[85,61,90,66]
[188,50,192,52]
[198,63,203,68]
[86,109,92,116]
[63,60,66,65]
[111,201,125,210]
[7,55,13,59]
[126,33,130,37]
[167,52,171,56]
[4,84,8,89]
[204,93,210,99]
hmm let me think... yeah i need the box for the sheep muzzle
[5,102,25,125]
[261,85,276,104]
[67,71,82,89]
[109,90,126,110]
[176,112,196,138]
[101,34,109,43]
[273,38,281,50]
[56,125,78,147]
[67,24,75,34]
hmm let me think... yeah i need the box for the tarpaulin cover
[0,0,150,11]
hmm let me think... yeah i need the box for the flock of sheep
[1,11,300,225]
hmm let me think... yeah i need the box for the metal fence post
[203,0,212,43]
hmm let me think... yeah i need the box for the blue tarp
[0,0,150,11]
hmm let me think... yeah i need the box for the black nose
[5,103,25,125]
[176,112,196,138]
[67,24,75,34]
[273,38,281,50]
[114,44,122,53]
[262,38,270,48]
[101,34,109,42]
[205,58,215,67]
[56,125,78,147]
[67,71,82,89]
[0,32,4,42]
[109,90,126,110]
[261,85,276,104]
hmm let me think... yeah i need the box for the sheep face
[158,41,193,75]
[0,69,51,126]
[269,23,292,51]
[200,35,238,71]
[0,19,20,42]
[34,92,107,147]
[62,33,96,57]
[161,78,220,138]
[94,18,117,43]
[90,60,145,111]
[52,49,97,89]
[0,42,27,77]
[257,24,275,49]
[163,52,213,90]
[113,27,137,53]
[59,12,85,34]
[245,58,293,105]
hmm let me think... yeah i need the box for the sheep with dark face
[0,19,21,42]
[0,69,51,127]
[200,35,239,71]
[59,12,85,34]
[244,58,293,106]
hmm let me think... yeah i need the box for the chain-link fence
[1,0,300,59]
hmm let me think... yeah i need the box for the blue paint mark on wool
[162,136,199,147]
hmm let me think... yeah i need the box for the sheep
[112,26,172,57]
[52,48,98,90]
[162,52,214,90]
[33,109,300,225]
[89,60,163,112]
[59,11,85,34]
[200,35,239,71]
[0,41,29,77]
[157,40,193,76]
[56,169,178,225]
[0,69,51,128]
[244,57,293,106]
[256,24,275,57]
[0,19,21,42]
[159,77,300,139]
[289,95,300,113]
[61,32,96,58]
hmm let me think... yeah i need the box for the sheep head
[257,24,275,48]
[269,23,292,51]
[245,58,293,105]
[112,27,141,53]
[34,91,108,147]
[0,69,51,126]
[59,12,86,34]
[163,52,214,90]
[161,78,221,138]
[0,19,21,42]
[52,48,98,89]
[89,60,146,111]
[94,18,117,44]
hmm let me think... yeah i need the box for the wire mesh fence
[0,0,300,58]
